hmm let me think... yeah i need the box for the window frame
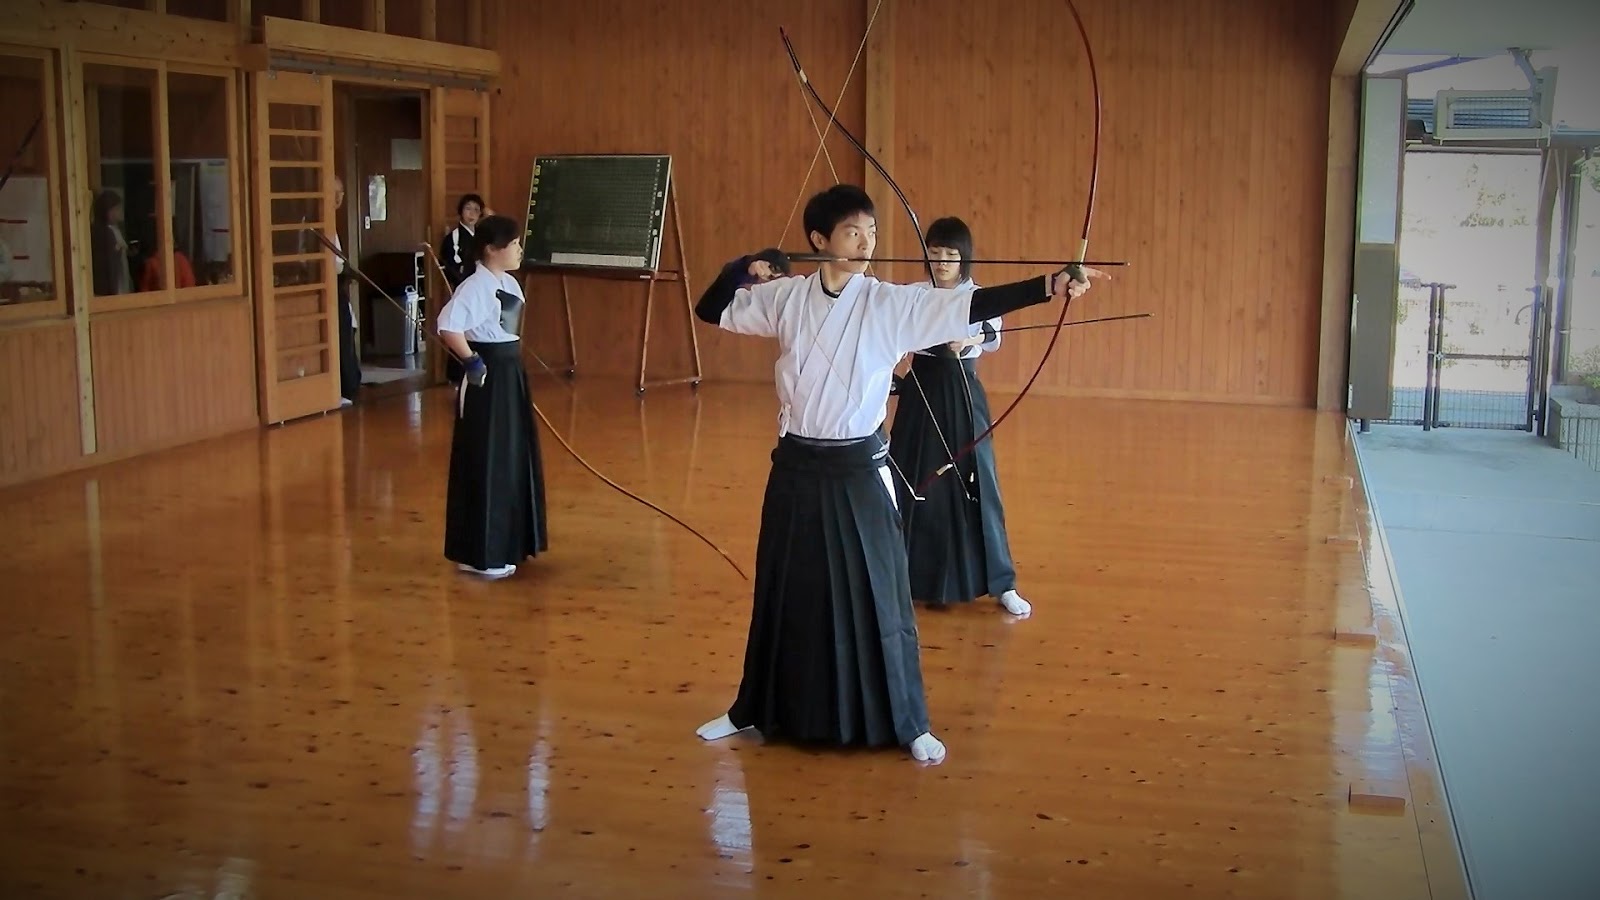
[0,44,69,326]
[76,52,243,315]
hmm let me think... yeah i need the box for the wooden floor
[0,378,1468,899]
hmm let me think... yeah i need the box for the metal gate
[1415,281,1547,431]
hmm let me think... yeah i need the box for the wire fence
[1373,283,1538,431]
[1558,410,1600,473]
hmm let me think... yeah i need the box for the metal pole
[1422,283,1438,431]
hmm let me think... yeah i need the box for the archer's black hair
[92,189,122,224]
[457,193,485,216]
[924,217,974,281]
[474,214,521,259]
[802,184,876,251]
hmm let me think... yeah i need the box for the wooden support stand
[520,185,702,394]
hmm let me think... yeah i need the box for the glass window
[385,0,427,39]
[166,70,235,290]
[1564,156,1600,384]
[321,0,366,31]
[435,2,474,46]
[0,52,60,315]
[165,0,230,21]
[84,62,164,298]
[255,0,308,29]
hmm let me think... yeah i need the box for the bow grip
[1061,238,1090,285]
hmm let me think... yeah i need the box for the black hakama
[337,275,361,401]
[443,339,548,569]
[889,350,1018,604]
[725,433,931,748]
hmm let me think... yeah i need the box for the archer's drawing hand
[746,248,791,282]
[1050,265,1109,301]
[464,355,487,387]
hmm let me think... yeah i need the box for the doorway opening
[1384,148,1545,430]
[334,85,431,402]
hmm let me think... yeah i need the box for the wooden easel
[522,179,702,395]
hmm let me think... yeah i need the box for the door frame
[249,67,339,426]
[246,63,491,413]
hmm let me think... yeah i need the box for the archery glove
[752,247,791,276]
[464,354,487,387]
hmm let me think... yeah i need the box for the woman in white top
[888,217,1030,618]
[435,214,547,580]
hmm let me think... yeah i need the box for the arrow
[785,253,1129,267]
[994,312,1150,334]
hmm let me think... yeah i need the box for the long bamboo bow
[775,5,1122,500]
[414,242,749,580]
[913,0,1109,496]
[302,226,749,582]
[773,5,973,501]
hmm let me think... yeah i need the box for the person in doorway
[690,184,1105,764]
[439,193,487,288]
[332,174,361,407]
[888,217,1030,618]
[90,190,134,297]
[439,193,490,384]
[434,214,547,580]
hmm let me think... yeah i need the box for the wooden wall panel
[0,321,83,483]
[486,0,867,383]
[890,0,1335,405]
[88,298,257,453]
[489,0,1337,406]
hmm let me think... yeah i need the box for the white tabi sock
[998,589,1031,617]
[909,732,946,763]
[696,714,752,741]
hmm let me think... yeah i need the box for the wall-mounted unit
[1433,67,1556,142]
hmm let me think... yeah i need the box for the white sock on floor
[998,589,1031,617]
[909,732,946,762]
[696,714,749,741]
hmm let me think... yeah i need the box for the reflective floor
[0,380,1463,898]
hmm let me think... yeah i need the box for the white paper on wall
[0,175,53,284]
[194,159,232,263]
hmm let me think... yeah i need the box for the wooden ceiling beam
[0,0,240,67]
[255,15,499,79]
[1333,0,1410,75]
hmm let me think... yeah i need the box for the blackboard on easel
[522,154,671,270]
[518,154,701,394]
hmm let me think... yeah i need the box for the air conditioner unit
[1433,68,1556,142]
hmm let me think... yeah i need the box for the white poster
[368,174,387,222]
[0,175,53,284]
[194,159,232,264]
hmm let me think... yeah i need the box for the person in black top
[438,193,488,383]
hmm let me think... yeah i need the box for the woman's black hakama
[888,350,1018,604]
[443,339,548,570]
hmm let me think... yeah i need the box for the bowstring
[415,242,751,582]
[774,6,969,502]
[775,0,883,250]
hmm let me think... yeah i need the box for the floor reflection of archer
[409,588,553,865]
